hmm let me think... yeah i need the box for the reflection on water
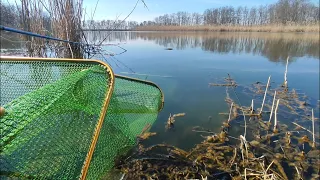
[2,31,319,63]
[85,31,319,62]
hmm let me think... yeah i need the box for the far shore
[133,24,319,33]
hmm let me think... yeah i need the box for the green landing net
[0,57,164,179]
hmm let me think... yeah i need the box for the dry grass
[46,0,84,58]
[17,0,47,57]
[135,24,320,33]
[16,0,84,58]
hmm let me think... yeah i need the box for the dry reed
[312,109,315,148]
[283,57,289,90]
[17,0,47,57]
[260,76,271,114]
[17,0,84,58]
[273,99,280,133]
[268,91,277,124]
[250,99,254,114]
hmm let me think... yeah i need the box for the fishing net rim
[115,75,164,111]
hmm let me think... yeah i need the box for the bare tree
[249,7,257,25]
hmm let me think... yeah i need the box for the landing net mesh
[0,58,163,179]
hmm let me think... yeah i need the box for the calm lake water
[2,31,319,150]
[85,31,320,150]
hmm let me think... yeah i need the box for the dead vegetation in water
[115,65,319,180]
[137,124,157,141]
[165,113,186,130]
[209,73,237,87]
[116,114,319,179]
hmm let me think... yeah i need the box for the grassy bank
[135,24,320,33]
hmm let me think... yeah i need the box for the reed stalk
[268,91,277,124]
[17,0,84,58]
[274,99,280,133]
[260,76,271,114]
[251,99,254,114]
[312,109,315,148]
[283,57,289,90]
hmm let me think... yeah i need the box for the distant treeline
[84,0,319,30]
[149,0,319,26]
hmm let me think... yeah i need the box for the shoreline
[134,24,320,33]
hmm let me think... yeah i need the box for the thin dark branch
[97,0,141,46]
[91,0,100,21]
[110,56,135,73]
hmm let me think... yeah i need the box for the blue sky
[84,0,279,22]
[84,0,319,22]
[6,0,319,22]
